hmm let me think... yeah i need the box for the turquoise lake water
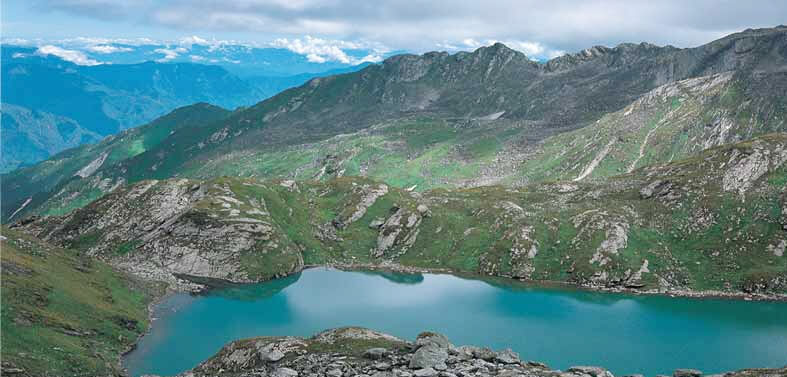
[124,268,787,377]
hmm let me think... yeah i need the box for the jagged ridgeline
[14,133,787,294]
[3,26,787,222]
[3,27,787,294]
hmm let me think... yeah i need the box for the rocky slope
[14,133,787,296]
[170,327,786,377]
[4,26,786,221]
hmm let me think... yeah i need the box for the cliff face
[15,133,787,296]
[175,327,786,377]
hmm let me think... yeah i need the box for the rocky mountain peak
[469,42,527,61]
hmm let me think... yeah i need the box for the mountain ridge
[0,46,370,172]
[3,26,786,222]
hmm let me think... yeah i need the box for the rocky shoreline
[153,261,787,302]
[304,263,787,302]
[146,327,785,377]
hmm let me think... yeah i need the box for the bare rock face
[640,180,679,201]
[372,206,422,258]
[18,179,304,290]
[722,142,787,195]
[347,184,389,225]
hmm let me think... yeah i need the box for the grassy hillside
[0,227,157,376]
[2,103,231,222]
[19,133,787,295]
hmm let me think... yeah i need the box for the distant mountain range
[3,26,786,222]
[0,45,369,172]
[2,39,391,76]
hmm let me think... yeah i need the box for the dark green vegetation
[4,26,787,222]
[16,133,787,295]
[0,227,156,376]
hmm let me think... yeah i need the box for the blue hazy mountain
[1,45,370,172]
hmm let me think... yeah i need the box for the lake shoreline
[121,266,787,377]
[306,262,787,302]
[123,258,787,373]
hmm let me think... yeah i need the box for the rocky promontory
[157,327,785,377]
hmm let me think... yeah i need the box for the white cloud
[271,35,386,64]
[3,38,31,45]
[153,46,188,62]
[356,53,384,64]
[190,54,206,61]
[272,36,352,63]
[60,36,157,47]
[35,45,102,65]
[86,44,133,54]
[180,35,210,46]
[32,0,782,60]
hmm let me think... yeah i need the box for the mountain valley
[2,25,787,377]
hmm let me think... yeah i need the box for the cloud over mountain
[20,0,787,60]
[35,45,102,65]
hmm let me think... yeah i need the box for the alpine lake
[124,268,787,377]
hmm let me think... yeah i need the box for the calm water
[124,268,787,377]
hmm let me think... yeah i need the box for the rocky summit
[154,327,786,377]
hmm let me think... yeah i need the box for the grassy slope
[1,103,231,221]
[1,227,157,376]
[23,134,787,295]
[18,70,786,223]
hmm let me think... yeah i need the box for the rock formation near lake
[170,327,786,377]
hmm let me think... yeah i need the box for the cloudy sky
[3,0,786,62]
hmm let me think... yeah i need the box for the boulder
[409,344,448,369]
[568,366,614,377]
[413,367,438,377]
[494,349,520,364]
[415,332,452,349]
[673,369,702,377]
[272,367,299,377]
[258,343,286,362]
[364,347,389,360]
[416,204,431,217]
[472,347,498,361]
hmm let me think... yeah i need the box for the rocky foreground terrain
[164,327,786,377]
